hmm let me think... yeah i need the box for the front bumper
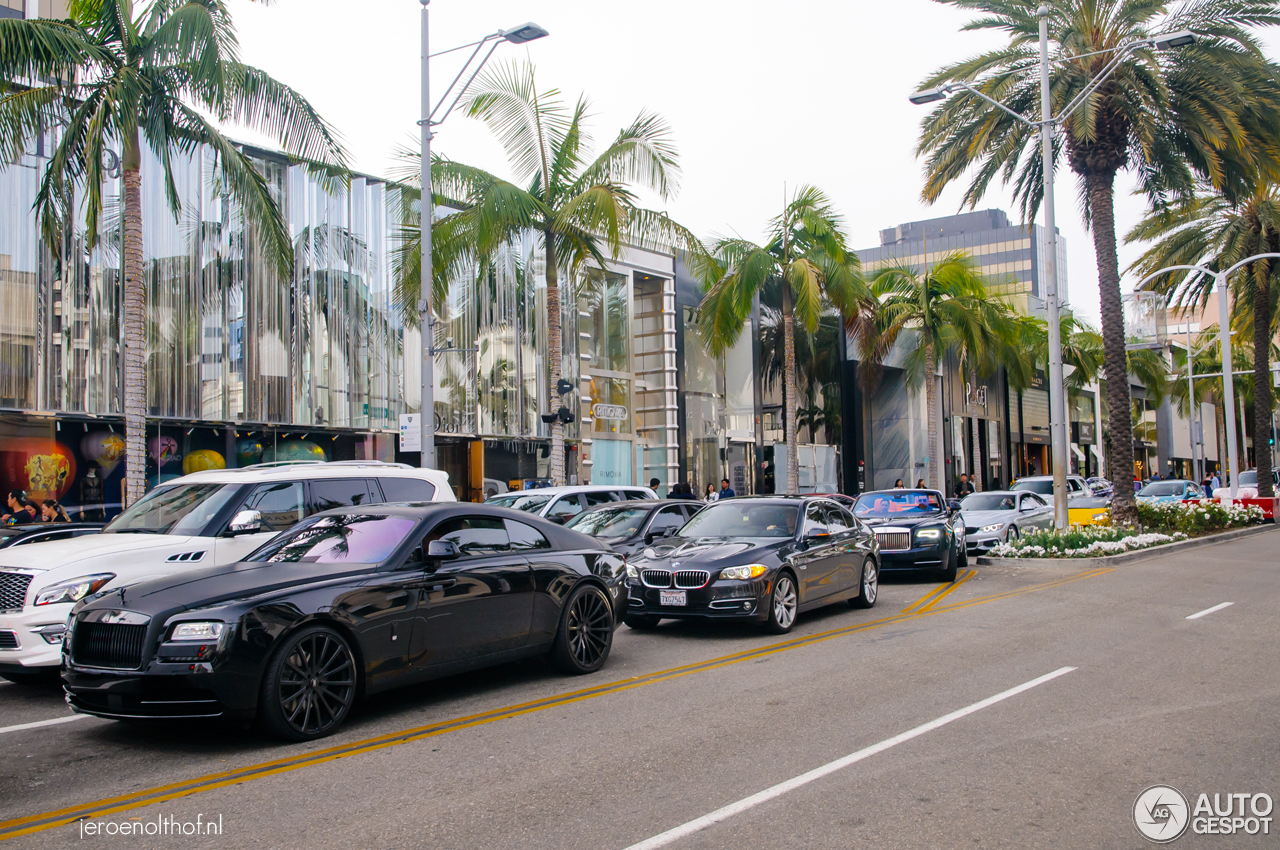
[966,533,1005,555]
[624,578,770,621]
[878,543,948,570]
[0,603,74,671]
[62,659,259,721]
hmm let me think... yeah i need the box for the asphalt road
[1,530,1278,848]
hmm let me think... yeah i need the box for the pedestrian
[916,478,926,489]
[1210,470,1221,491]
[649,477,661,492]
[673,483,698,500]
[956,473,975,498]
[41,499,71,523]
[893,479,905,489]
[718,478,736,499]
[2,490,38,525]
[704,483,718,502]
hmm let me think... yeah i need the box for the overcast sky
[225,0,1280,327]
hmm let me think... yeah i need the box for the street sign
[399,414,421,452]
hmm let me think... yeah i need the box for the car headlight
[719,564,768,581]
[168,621,226,642]
[915,528,942,540]
[32,574,115,607]
[979,523,1005,534]
[626,563,639,579]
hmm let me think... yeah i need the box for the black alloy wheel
[550,584,614,674]
[850,557,878,609]
[624,613,662,630]
[259,626,357,742]
[763,572,798,634]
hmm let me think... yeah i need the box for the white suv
[485,484,657,524]
[0,461,453,683]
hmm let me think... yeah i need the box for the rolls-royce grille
[641,569,673,588]
[875,531,911,551]
[674,570,710,589]
[0,630,18,650]
[0,573,32,610]
[72,622,147,670]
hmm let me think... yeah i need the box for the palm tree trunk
[925,341,939,491]
[971,405,983,491]
[781,283,800,495]
[1252,263,1275,496]
[121,133,147,507]
[544,234,566,486]
[1087,172,1137,525]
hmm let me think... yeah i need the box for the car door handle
[427,578,457,591]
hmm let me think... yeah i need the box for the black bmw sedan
[62,503,623,741]
[851,489,965,581]
[564,499,703,557]
[623,496,879,634]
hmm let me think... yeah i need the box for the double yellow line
[0,565,1112,842]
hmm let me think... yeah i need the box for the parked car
[959,490,1053,555]
[1011,474,1091,500]
[485,484,657,525]
[0,461,453,685]
[0,522,103,550]
[1213,468,1278,499]
[1137,479,1205,503]
[1085,477,1113,497]
[63,503,622,740]
[565,500,703,557]
[852,489,965,580]
[623,496,878,635]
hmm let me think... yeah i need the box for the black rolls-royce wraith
[62,503,624,741]
[851,489,966,580]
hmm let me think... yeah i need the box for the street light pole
[1037,5,1070,530]
[419,0,436,469]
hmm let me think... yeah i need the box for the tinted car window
[104,483,241,535]
[623,490,650,500]
[241,482,305,531]
[648,506,686,534]
[308,479,373,515]
[962,493,1016,511]
[546,495,584,521]
[802,504,828,536]
[825,505,853,533]
[248,514,417,564]
[377,477,437,503]
[584,490,619,507]
[428,516,509,556]
[566,507,648,537]
[1011,479,1054,496]
[486,492,553,513]
[505,519,550,550]
[1022,493,1048,508]
[678,502,798,538]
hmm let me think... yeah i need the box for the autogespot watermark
[79,813,223,839]
[1134,784,1273,843]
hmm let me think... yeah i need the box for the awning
[1090,445,1103,464]
[1071,444,1086,461]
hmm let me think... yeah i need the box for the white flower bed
[990,532,1186,559]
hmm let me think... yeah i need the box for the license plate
[659,590,687,606]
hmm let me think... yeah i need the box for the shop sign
[398,414,420,452]
[591,403,628,421]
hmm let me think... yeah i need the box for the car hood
[859,513,948,530]
[630,537,785,568]
[76,559,378,619]
[0,532,198,572]
[958,510,1015,528]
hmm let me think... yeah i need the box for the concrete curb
[974,522,1280,569]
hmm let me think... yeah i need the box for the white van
[0,461,453,683]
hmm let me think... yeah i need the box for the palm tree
[696,186,871,494]
[391,61,698,485]
[916,0,1280,522]
[0,0,346,504]
[1128,183,1280,495]
[862,252,1017,491]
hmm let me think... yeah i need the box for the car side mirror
[805,528,830,541]
[644,528,672,545]
[549,515,569,525]
[224,509,262,536]
[948,500,962,514]
[426,540,460,562]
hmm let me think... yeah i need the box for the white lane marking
[623,666,1078,850]
[0,714,88,735]
[1186,602,1233,620]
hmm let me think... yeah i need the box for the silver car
[960,490,1054,555]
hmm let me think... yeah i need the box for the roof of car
[488,484,657,498]
[306,501,609,549]
[574,499,697,513]
[1014,474,1085,482]
[171,461,452,488]
[854,489,945,497]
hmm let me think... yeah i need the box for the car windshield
[854,491,944,517]
[1011,479,1054,496]
[103,483,242,535]
[1139,482,1185,496]
[960,494,1017,511]
[246,514,417,564]
[565,506,649,538]
[1238,471,1258,486]
[485,493,553,513]
[676,502,798,538]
